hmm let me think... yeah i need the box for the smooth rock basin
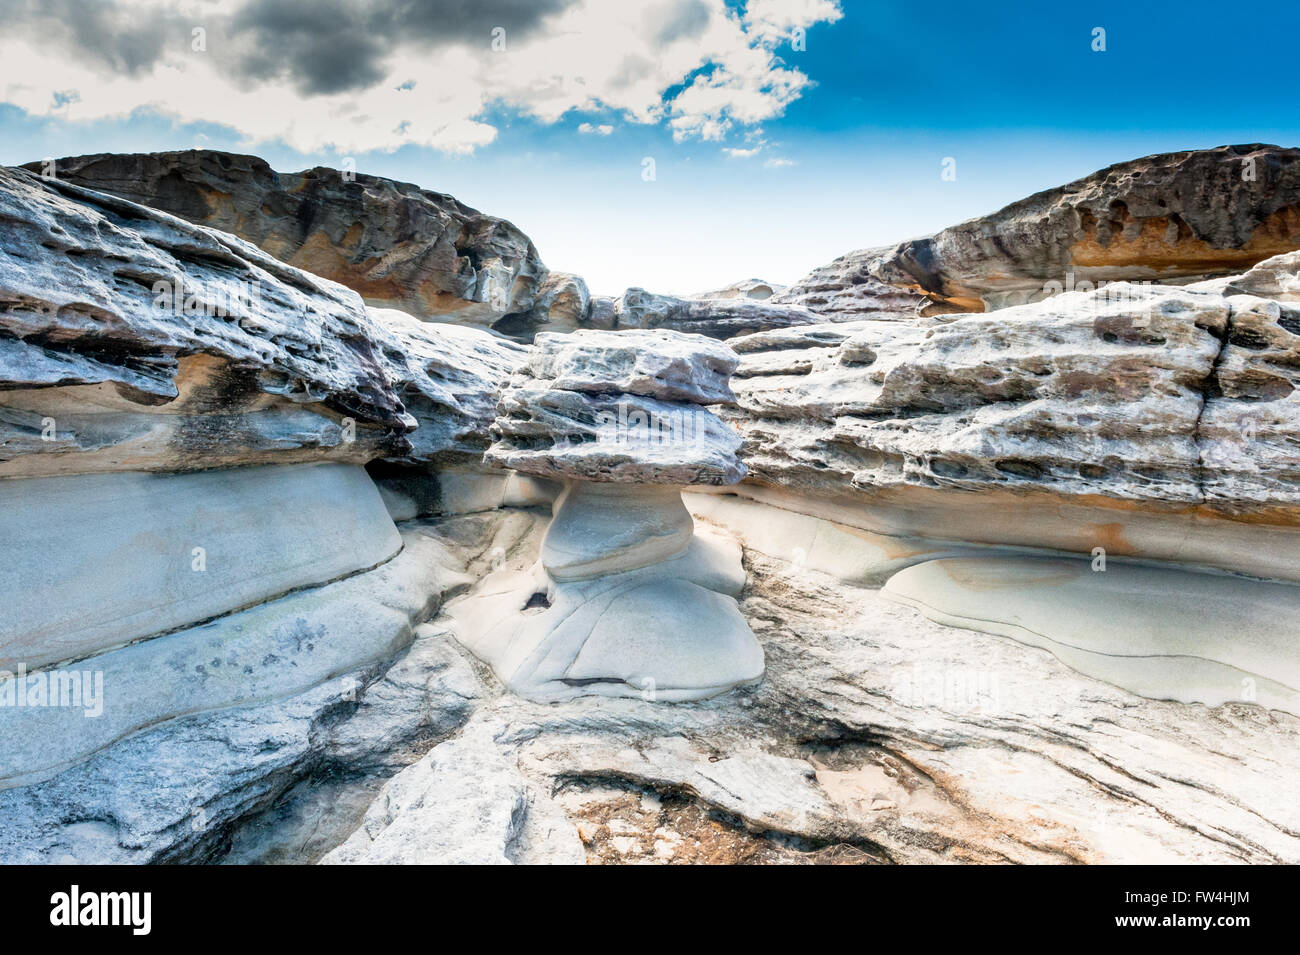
[0,462,400,669]
[882,556,1300,715]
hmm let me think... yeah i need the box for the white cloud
[764,157,796,168]
[0,0,841,154]
[578,122,614,135]
[744,0,844,43]
[723,146,761,158]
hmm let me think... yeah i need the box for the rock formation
[688,278,787,301]
[771,249,931,319]
[0,165,528,791]
[720,272,1300,578]
[780,144,1300,318]
[450,329,764,700]
[31,150,548,330]
[3,145,1300,866]
[609,287,824,340]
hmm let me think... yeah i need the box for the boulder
[28,150,548,328]
[871,144,1300,313]
[771,248,930,319]
[485,329,746,485]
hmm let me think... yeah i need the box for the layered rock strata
[0,165,527,477]
[0,166,531,792]
[452,329,763,700]
[721,268,1300,581]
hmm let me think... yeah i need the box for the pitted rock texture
[0,166,525,474]
[530,329,739,404]
[725,276,1300,516]
[613,287,824,339]
[870,144,1300,313]
[369,308,528,466]
[492,271,593,340]
[486,329,746,485]
[771,247,931,319]
[777,146,1300,320]
[28,150,548,329]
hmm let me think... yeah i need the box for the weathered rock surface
[468,329,762,702]
[777,146,1300,320]
[722,273,1300,579]
[486,329,746,485]
[0,165,526,475]
[529,329,738,404]
[4,506,1298,865]
[27,150,548,328]
[368,308,528,466]
[0,510,535,863]
[492,271,593,340]
[320,721,585,865]
[883,144,1300,314]
[884,556,1300,716]
[445,513,761,701]
[0,462,398,674]
[613,287,824,339]
[688,278,787,301]
[771,248,930,319]
[338,511,1299,864]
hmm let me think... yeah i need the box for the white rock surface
[0,510,538,862]
[724,277,1300,579]
[321,723,584,865]
[487,388,745,484]
[529,328,739,404]
[0,521,474,789]
[0,462,398,670]
[883,556,1300,715]
[614,287,824,339]
[446,522,758,702]
[542,482,693,580]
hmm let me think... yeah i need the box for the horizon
[3,0,1298,295]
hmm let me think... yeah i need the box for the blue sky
[2,0,1297,294]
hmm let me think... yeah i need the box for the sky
[2,0,1298,296]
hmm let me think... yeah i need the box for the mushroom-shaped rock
[453,329,764,701]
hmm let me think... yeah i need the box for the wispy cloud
[578,122,614,135]
[0,0,842,154]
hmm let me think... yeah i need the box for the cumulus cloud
[0,0,841,154]
[578,123,614,135]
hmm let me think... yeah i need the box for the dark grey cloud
[0,0,577,97]
[229,0,575,96]
[0,0,192,76]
